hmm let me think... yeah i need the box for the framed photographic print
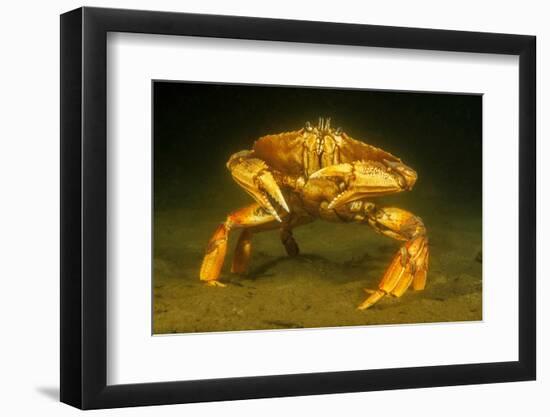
[60,6,536,409]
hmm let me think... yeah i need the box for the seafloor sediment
[152,191,482,334]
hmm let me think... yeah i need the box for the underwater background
[153,81,482,334]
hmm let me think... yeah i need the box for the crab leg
[231,230,253,274]
[358,206,429,310]
[280,227,300,257]
[200,203,279,286]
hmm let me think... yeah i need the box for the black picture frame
[60,6,536,410]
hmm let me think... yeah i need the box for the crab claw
[311,161,413,209]
[254,170,290,221]
[382,159,418,191]
[227,152,289,221]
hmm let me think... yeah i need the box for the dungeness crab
[200,118,429,310]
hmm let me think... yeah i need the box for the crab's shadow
[242,251,389,285]
[247,253,325,279]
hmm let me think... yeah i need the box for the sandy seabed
[152,191,482,334]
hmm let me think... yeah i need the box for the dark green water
[153,81,482,334]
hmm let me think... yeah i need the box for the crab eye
[335,127,343,135]
[305,121,313,132]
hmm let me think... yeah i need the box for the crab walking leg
[280,228,300,257]
[231,230,253,274]
[278,214,314,257]
[199,223,229,287]
[199,203,278,286]
[234,214,314,274]
[358,206,429,310]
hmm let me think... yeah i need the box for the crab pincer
[227,151,290,221]
[310,160,417,209]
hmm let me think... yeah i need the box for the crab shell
[236,118,418,217]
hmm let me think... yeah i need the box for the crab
[199,118,429,310]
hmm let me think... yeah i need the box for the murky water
[152,82,482,334]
